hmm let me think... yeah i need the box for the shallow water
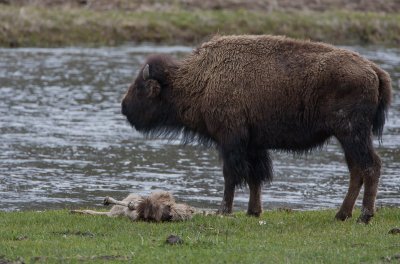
[0,45,399,212]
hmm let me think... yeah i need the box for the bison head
[121,55,178,133]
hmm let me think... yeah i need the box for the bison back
[177,35,386,150]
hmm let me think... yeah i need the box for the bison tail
[371,64,392,141]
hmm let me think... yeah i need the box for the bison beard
[121,35,392,223]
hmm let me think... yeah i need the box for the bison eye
[135,83,149,97]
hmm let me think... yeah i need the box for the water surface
[0,45,399,211]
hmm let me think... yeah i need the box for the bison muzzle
[121,35,392,223]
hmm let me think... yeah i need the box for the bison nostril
[121,101,128,116]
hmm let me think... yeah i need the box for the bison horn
[143,64,150,80]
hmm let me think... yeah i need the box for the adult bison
[121,35,392,223]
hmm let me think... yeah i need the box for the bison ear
[145,80,161,98]
[143,64,150,80]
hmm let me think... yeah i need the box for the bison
[121,35,392,223]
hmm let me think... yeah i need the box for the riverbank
[1,208,399,263]
[1,4,399,47]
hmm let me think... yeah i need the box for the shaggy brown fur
[121,35,392,223]
[71,191,195,222]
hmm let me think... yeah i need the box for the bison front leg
[217,144,250,215]
[218,164,236,214]
[247,181,262,216]
[247,150,272,217]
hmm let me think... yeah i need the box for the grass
[1,5,400,47]
[0,208,399,263]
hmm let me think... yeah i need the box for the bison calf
[71,191,195,222]
[121,35,392,223]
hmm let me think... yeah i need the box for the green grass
[0,208,399,263]
[0,5,399,47]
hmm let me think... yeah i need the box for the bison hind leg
[335,130,381,224]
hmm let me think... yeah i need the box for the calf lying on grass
[71,191,195,222]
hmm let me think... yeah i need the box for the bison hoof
[247,210,261,217]
[335,211,352,221]
[357,214,374,224]
[216,208,232,215]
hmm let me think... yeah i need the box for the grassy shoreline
[1,208,399,263]
[1,5,400,47]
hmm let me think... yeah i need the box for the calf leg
[104,196,137,210]
[336,135,381,223]
[70,210,112,216]
[71,196,134,217]
[104,196,128,207]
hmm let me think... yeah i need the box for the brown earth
[3,0,400,13]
